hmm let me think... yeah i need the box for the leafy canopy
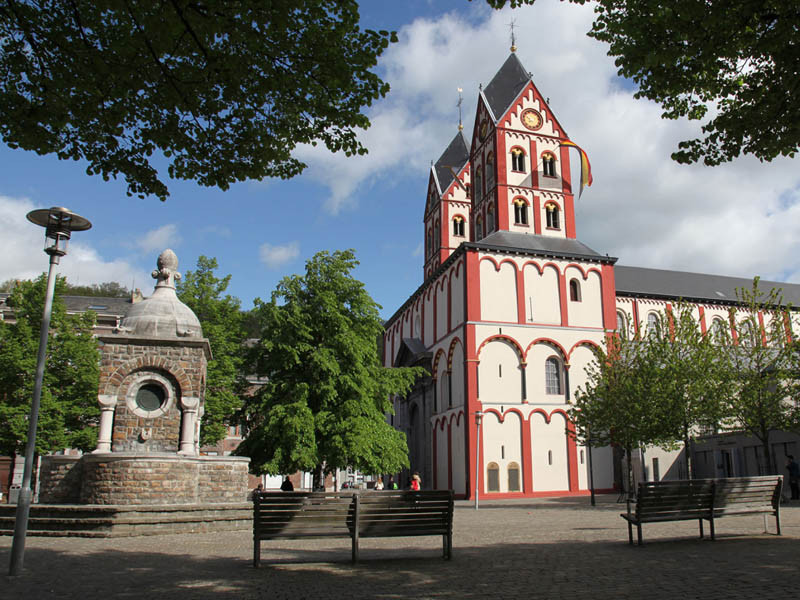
[238,250,424,476]
[176,256,247,446]
[485,0,800,165]
[0,274,100,456]
[0,1,396,200]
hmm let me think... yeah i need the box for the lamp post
[474,410,483,510]
[8,207,91,577]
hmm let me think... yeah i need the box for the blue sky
[2,1,800,319]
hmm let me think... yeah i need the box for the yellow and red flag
[560,140,593,198]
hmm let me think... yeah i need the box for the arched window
[426,230,432,256]
[545,357,562,395]
[513,198,528,225]
[616,311,627,338]
[712,317,728,341]
[433,222,440,253]
[738,319,756,346]
[486,152,495,190]
[507,462,521,492]
[465,183,471,199]
[476,217,484,240]
[486,204,495,234]
[474,167,483,200]
[569,278,581,302]
[545,203,560,229]
[542,152,556,177]
[487,462,500,492]
[647,312,660,337]
[511,148,526,172]
[452,215,465,237]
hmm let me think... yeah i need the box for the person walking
[410,472,421,491]
[786,455,800,500]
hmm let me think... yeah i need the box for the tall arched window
[487,462,500,492]
[474,167,483,200]
[511,148,526,172]
[507,462,521,492]
[514,198,528,225]
[569,278,581,302]
[433,222,439,253]
[545,357,562,395]
[486,204,495,234]
[647,312,660,337]
[738,319,756,346]
[616,311,627,338]
[542,152,556,177]
[476,217,484,240]
[452,215,465,237]
[426,230,432,256]
[712,317,728,341]
[545,203,560,229]
[486,152,495,190]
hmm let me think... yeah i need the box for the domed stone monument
[34,250,251,534]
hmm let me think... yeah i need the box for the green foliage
[484,0,800,165]
[0,1,397,200]
[2,278,130,297]
[238,250,425,477]
[176,256,246,446]
[0,274,100,456]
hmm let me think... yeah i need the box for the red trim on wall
[632,300,640,335]
[465,319,480,501]
[465,249,481,322]
[522,414,533,494]
[447,275,453,333]
[566,417,579,492]
[758,311,767,346]
[515,266,526,324]
[496,132,509,231]
[564,193,576,239]
[558,272,569,327]
[600,264,617,331]
[698,305,707,334]
[532,194,542,235]
[665,302,675,339]
[529,138,539,189]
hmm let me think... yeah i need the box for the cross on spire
[457,87,464,130]
[509,18,517,52]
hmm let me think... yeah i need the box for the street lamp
[8,207,91,577]
[474,410,483,510]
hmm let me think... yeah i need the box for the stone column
[179,397,200,455]
[94,395,118,453]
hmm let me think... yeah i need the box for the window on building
[711,317,728,341]
[476,217,484,240]
[545,357,562,395]
[475,167,483,200]
[545,203,560,229]
[508,462,521,492]
[453,216,465,237]
[738,319,756,346]
[511,148,526,172]
[486,204,495,234]
[569,278,581,302]
[616,311,627,338]
[647,312,660,337]
[487,462,500,492]
[465,183,471,198]
[433,222,439,253]
[426,230,432,256]
[486,152,495,190]
[514,198,528,225]
[542,152,556,177]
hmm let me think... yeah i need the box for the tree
[486,0,800,166]
[0,1,396,200]
[176,256,247,446]
[237,250,424,486]
[0,274,100,456]
[715,279,795,475]
[571,330,669,500]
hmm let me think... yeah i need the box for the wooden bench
[621,475,783,545]
[253,490,454,566]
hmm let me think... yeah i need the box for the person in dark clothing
[280,476,294,492]
[786,455,800,500]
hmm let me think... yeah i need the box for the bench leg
[637,524,643,546]
[627,521,633,545]
[775,512,781,536]
[352,535,359,564]
[709,516,715,541]
[698,519,704,539]
[253,538,260,568]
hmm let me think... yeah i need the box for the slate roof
[0,293,133,317]
[614,265,800,306]
[472,230,614,263]
[483,53,531,122]
[434,131,470,196]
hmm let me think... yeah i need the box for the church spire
[457,88,464,131]
[509,18,517,53]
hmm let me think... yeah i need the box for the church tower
[470,52,577,240]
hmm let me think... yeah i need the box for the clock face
[521,109,543,131]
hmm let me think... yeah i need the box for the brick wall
[39,456,83,503]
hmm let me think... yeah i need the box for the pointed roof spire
[457,87,464,131]
[483,53,531,123]
[434,131,469,195]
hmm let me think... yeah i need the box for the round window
[135,383,165,412]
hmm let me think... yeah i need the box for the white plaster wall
[567,268,603,328]
[478,339,523,404]
[524,263,561,324]
[531,411,570,492]
[568,344,597,404]
[483,411,523,493]
[526,342,566,405]
[424,292,434,346]
[480,258,518,322]
[451,416,466,495]
[435,421,448,490]
[504,89,560,138]
[451,267,464,327]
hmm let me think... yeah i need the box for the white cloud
[297,1,800,282]
[0,194,150,290]
[137,224,181,254]
[259,241,300,269]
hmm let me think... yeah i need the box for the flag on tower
[559,140,593,198]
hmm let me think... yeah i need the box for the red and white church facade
[383,51,800,499]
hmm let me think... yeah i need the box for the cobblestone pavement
[2,495,798,599]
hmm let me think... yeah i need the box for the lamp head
[26,207,92,257]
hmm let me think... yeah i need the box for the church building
[382,50,800,499]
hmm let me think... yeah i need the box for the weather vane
[457,87,463,130]
[509,18,517,52]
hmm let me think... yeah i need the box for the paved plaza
[2,495,798,599]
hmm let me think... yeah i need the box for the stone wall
[80,454,250,505]
[38,456,83,503]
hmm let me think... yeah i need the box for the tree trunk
[683,422,693,480]
[312,463,325,491]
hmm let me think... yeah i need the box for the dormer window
[453,216,465,237]
[545,203,560,229]
[511,148,526,172]
[542,152,556,177]
[513,198,529,225]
